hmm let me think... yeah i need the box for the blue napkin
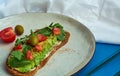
[73,42,120,76]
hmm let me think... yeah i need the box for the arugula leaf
[52,23,63,29]
[30,30,37,36]
[11,51,23,60]
[49,23,63,29]
[57,30,66,41]
[8,57,31,68]
[57,35,65,41]
[22,44,32,55]
[20,35,29,43]
[37,27,52,36]
[49,22,54,27]
[15,35,29,46]
[15,39,21,46]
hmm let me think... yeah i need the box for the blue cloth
[73,42,120,76]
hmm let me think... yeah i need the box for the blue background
[73,42,120,76]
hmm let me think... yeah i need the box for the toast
[6,23,70,76]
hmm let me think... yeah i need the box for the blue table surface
[73,42,120,76]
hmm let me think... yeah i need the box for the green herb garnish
[11,51,23,60]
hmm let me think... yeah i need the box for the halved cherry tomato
[37,34,47,42]
[14,44,22,50]
[52,28,61,35]
[35,44,43,51]
[26,50,33,60]
[0,31,1,38]
[26,40,30,44]
[0,27,16,42]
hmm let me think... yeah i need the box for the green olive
[15,25,24,35]
[29,35,38,46]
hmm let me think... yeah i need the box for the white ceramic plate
[0,13,95,76]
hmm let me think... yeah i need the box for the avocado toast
[6,23,70,76]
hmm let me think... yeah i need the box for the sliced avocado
[15,35,58,72]
[15,61,34,72]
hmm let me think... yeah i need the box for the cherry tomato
[26,50,33,60]
[35,44,43,51]
[29,35,38,46]
[0,31,1,38]
[52,28,61,35]
[26,40,30,44]
[0,27,16,42]
[0,27,12,38]
[14,44,22,50]
[37,34,47,42]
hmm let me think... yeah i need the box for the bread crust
[6,32,70,76]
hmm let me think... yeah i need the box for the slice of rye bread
[6,32,70,76]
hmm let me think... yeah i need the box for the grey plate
[0,13,95,76]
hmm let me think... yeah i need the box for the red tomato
[37,34,47,42]
[35,44,43,51]
[52,28,61,35]
[0,27,16,42]
[26,50,33,60]
[14,44,22,50]
[0,31,1,38]
[26,40,30,44]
